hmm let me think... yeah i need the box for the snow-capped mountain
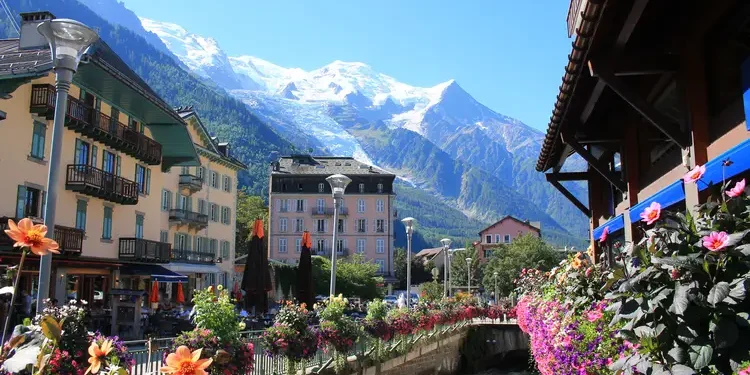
[136,17,589,240]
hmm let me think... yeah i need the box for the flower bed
[516,169,750,374]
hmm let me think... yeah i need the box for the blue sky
[120,0,572,131]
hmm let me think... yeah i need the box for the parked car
[384,295,397,306]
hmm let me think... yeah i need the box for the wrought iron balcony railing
[168,209,209,229]
[65,164,139,205]
[171,248,215,264]
[119,238,171,263]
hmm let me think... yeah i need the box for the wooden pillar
[680,43,710,216]
[587,168,608,260]
[623,124,640,244]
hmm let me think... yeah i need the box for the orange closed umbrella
[175,282,185,304]
[150,280,159,309]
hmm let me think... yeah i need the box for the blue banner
[743,57,750,130]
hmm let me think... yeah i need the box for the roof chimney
[19,11,56,50]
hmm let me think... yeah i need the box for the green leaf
[707,282,731,306]
[689,344,713,369]
[726,229,750,247]
[736,312,750,328]
[667,345,687,363]
[39,316,61,341]
[713,319,739,349]
[737,244,750,256]
[670,364,696,375]
[671,282,691,315]
[729,279,748,301]
[677,324,698,345]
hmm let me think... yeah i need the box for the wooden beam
[614,54,678,76]
[546,172,589,181]
[580,0,652,124]
[547,178,591,218]
[561,131,628,192]
[589,60,690,148]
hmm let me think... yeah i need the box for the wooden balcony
[119,238,171,263]
[65,164,139,205]
[0,217,84,255]
[311,207,349,216]
[168,209,209,230]
[178,174,203,194]
[171,248,215,264]
[30,84,162,165]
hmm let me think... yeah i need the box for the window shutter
[324,219,329,233]
[116,155,121,176]
[303,199,308,212]
[174,233,179,248]
[286,199,292,211]
[226,207,231,225]
[146,168,151,194]
[186,196,193,211]
[16,185,26,218]
[275,199,281,212]
[186,235,192,250]
[91,145,98,167]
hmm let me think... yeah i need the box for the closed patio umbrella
[175,282,185,304]
[150,280,159,309]
[242,219,271,314]
[297,231,314,308]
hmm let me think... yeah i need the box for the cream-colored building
[0,12,243,318]
[268,155,397,282]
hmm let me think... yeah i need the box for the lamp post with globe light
[440,238,452,298]
[326,174,351,296]
[493,271,499,305]
[401,217,415,308]
[36,19,98,312]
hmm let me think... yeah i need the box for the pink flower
[585,267,593,278]
[683,165,706,183]
[726,179,746,198]
[599,227,609,243]
[702,231,730,252]
[639,202,661,225]
[738,365,750,375]
[586,310,603,322]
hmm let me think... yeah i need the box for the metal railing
[178,174,203,192]
[0,217,84,255]
[65,164,139,204]
[30,84,162,165]
[171,248,215,264]
[311,207,349,216]
[119,238,171,263]
[124,322,476,375]
[168,209,209,227]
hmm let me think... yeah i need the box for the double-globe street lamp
[36,19,98,312]
[440,238,452,298]
[401,217,415,308]
[326,174,351,296]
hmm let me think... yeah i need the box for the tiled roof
[415,247,442,258]
[0,39,52,77]
[273,156,394,176]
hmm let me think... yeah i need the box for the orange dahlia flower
[4,218,59,256]
[160,346,213,375]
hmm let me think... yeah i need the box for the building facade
[268,156,397,278]
[475,216,541,259]
[0,12,242,320]
[536,0,750,256]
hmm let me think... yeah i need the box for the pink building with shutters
[268,156,397,279]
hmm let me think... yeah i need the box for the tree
[235,191,269,258]
[393,248,433,290]
[420,267,444,302]
[480,234,563,297]
[311,255,384,300]
[450,245,484,294]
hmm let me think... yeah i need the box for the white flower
[81,300,88,305]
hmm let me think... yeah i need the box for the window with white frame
[295,218,304,232]
[375,259,386,274]
[210,171,219,188]
[210,203,218,222]
[357,199,365,213]
[376,199,384,212]
[336,239,344,254]
[316,219,325,233]
[376,238,385,253]
[279,238,288,253]
[356,219,366,233]
[376,219,385,233]
[279,217,288,232]
[377,183,383,193]
[495,234,501,243]
[221,206,231,225]
[358,183,365,193]
[316,239,325,254]
[295,238,302,253]
[223,175,231,192]
[357,239,366,254]
[485,235,492,244]
[161,189,172,211]
[280,199,289,212]
[504,234,511,243]
[318,183,325,193]
[316,198,325,214]
[337,219,345,233]
[296,199,304,212]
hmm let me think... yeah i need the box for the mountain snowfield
[137,17,588,243]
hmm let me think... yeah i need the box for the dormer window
[377,183,383,193]
[298,183,303,191]
[359,183,365,193]
[318,183,325,193]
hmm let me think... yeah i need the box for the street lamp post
[326,174,351,297]
[493,271,498,305]
[402,217,415,308]
[466,257,472,295]
[36,19,98,311]
[440,238,451,298]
